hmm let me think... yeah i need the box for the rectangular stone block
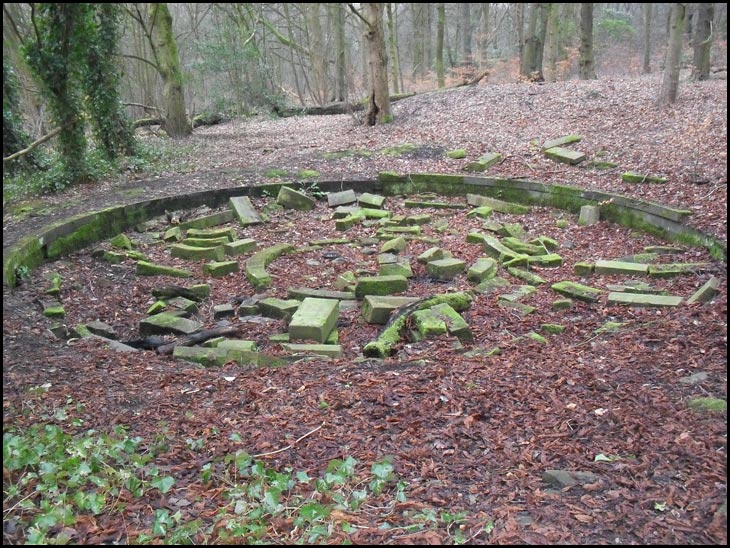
[186,227,237,241]
[358,192,386,209]
[687,277,720,304]
[430,303,473,342]
[203,260,239,277]
[467,257,497,283]
[578,205,600,226]
[542,135,582,150]
[594,260,649,276]
[179,210,234,230]
[224,238,257,256]
[287,287,355,301]
[464,152,501,172]
[361,295,421,324]
[139,313,202,336]
[288,297,339,343]
[543,146,586,165]
[355,275,409,298]
[327,189,357,207]
[171,243,225,261]
[230,196,263,225]
[258,297,301,320]
[551,281,603,303]
[426,258,466,280]
[276,186,316,210]
[607,292,683,307]
[280,343,343,358]
[466,194,530,214]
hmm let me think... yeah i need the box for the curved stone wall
[3,174,726,287]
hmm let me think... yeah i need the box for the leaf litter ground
[3,76,727,544]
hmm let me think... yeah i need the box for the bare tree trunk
[578,3,597,80]
[642,3,653,74]
[386,3,400,94]
[544,3,560,82]
[691,3,714,81]
[334,3,348,102]
[520,4,537,78]
[658,3,686,105]
[361,3,391,125]
[478,3,491,68]
[461,3,473,63]
[410,3,425,79]
[148,3,191,137]
[436,3,445,88]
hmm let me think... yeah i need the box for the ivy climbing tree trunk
[578,3,597,80]
[658,3,686,105]
[24,3,89,185]
[148,3,191,138]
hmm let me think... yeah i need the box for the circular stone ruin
[5,174,725,366]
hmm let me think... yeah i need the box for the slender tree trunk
[478,3,490,68]
[410,3,424,79]
[386,3,400,94]
[533,3,549,79]
[578,3,597,80]
[642,3,653,74]
[306,4,328,105]
[691,3,714,81]
[520,4,537,77]
[516,3,525,67]
[363,3,391,125]
[148,3,191,137]
[461,3,472,63]
[334,3,348,102]
[424,3,433,73]
[436,3,445,87]
[658,3,686,105]
[545,3,560,82]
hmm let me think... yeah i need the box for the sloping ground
[3,76,727,544]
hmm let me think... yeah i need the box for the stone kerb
[4,174,726,287]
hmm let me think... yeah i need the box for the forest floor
[3,75,727,544]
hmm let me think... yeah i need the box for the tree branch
[3,127,62,165]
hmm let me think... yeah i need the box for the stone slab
[288,297,339,343]
[230,196,263,225]
[467,194,530,214]
[280,343,343,358]
[355,275,409,298]
[686,277,720,304]
[139,313,202,336]
[327,189,357,207]
[358,192,386,209]
[544,146,586,165]
[258,297,301,320]
[287,287,355,301]
[607,292,683,307]
[224,238,257,256]
[426,258,466,280]
[551,281,603,303]
[361,295,421,324]
[594,260,650,276]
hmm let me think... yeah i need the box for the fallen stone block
[467,194,530,214]
[551,281,603,303]
[543,146,586,165]
[280,343,343,358]
[327,189,357,207]
[426,258,466,280]
[139,313,202,336]
[136,261,193,278]
[578,205,600,226]
[218,339,257,352]
[467,257,497,283]
[203,260,239,277]
[607,292,683,307]
[171,243,225,261]
[181,236,231,248]
[594,260,649,276]
[258,297,301,320]
[687,277,720,304]
[430,303,473,342]
[179,210,235,230]
[355,275,409,298]
[186,227,237,241]
[289,297,339,343]
[276,186,316,211]
[464,152,501,172]
[622,171,667,184]
[541,135,582,150]
[224,238,257,256]
[230,196,264,224]
[358,192,386,209]
[361,295,421,324]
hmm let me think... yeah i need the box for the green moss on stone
[688,397,726,413]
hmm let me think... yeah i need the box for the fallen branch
[251,422,325,458]
[3,127,62,165]
[156,325,247,355]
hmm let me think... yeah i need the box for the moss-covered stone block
[578,205,600,226]
[361,295,421,324]
[178,210,235,230]
[542,134,582,150]
[417,247,448,264]
[687,277,720,304]
[327,189,357,207]
[467,206,493,219]
[224,238,257,256]
[203,260,239,277]
[447,149,467,159]
[173,346,230,366]
[507,266,547,285]
[355,275,409,298]
[110,233,133,250]
[276,186,316,211]
[427,258,466,280]
[218,339,257,352]
[552,298,573,310]
[186,227,237,241]
[502,237,545,256]
[475,276,510,294]
[358,192,386,209]
[171,243,225,261]
[281,343,343,358]
[467,257,497,283]
[139,313,202,336]
[529,236,559,251]
[551,281,603,303]
[467,194,530,214]
[289,297,339,343]
[258,297,301,320]
[379,261,414,278]
[412,308,448,338]
[136,261,193,278]
[574,262,594,275]
[606,292,683,307]
[430,303,473,342]
[541,323,566,334]
[163,226,182,242]
[43,304,65,318]
[464,152,501,172]
[594,260,650,276]
[543,146,586,165]
[181,236,231,248]
[245,243,295,288]
[622,171,667,184]
[380,237,407,254]
[648,263,711,278]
